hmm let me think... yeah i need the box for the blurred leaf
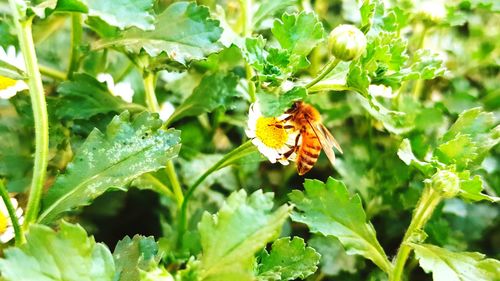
[0,221,115,281]
[411,243,500,281]
[196,190,291,281]
[397,139,434,175]
[458,172,499,203]
[257,237,320,281]
[167,72,239,124]
[96,2,223,64]
[271,11,325,70]
[289,178,391,273]
[55,73,144,120]
[113,235,160,281]
[257,87,306,117]
[39,111,181,223]
[308,235,358,276]
[252,0,296,30]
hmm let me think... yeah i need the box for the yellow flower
[245,103,297,165]
[0,196,24,244]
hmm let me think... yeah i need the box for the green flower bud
[429,170,460,198]
[328,24,367,61]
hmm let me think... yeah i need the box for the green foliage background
[0,0,499,280]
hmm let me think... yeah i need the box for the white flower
[159,101,175,121]
[369,84,393,98]
[245,103,298,165]
[416,1,447,24]
[0,196,24,244]
[0,46,28,99]
[0,46,25,71]
[97,73,135,103]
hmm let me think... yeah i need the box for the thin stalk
[166,161,183,207]
[39,64,66,80]
[412,25,428,100]
[9,1,49,229]
[142,71,183,207]
[305,57,340,89]
[142,174,175,199]
[178,141,254,243]
[389,187,442,281]
[0,181,25,246]
[143,71,160,112]
[67,13,83,79]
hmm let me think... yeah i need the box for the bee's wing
[317,123,343,154]
[306,120,339,167]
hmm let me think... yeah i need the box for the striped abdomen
[296,128,321,175]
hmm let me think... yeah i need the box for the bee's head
[287,101,301,113]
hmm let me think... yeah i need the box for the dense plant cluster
[0,0,499,280]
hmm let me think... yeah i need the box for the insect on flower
[279,101,343,175]
[246,103,298,165]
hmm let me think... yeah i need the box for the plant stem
[142,174,175,199]
[166,160,184,207]
[39,64,66,80]
[412,24,428,100]
[177,140,254,244]
[142,70,184,208]
[67,13,82,79]
[143,71,160,112]
[389,187,442,281]
[0,180,25,246]
[9,1,49,229]
[240,0,256,102]
[305,57,340,89]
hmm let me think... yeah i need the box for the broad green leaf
[197,190,292,281]
[397,139,434,175]
[38,111,181,223]
[404,49,446,80]
[257,87,307,117]
[271,11,325,70]
[257,237,320,281]
[243,37,286,85]
[289,178,391,273]
[113,235,160,281]
[96,2,223,65]
[458,172,499,203]
[0,221,115,281]
[55,73,144,120]
[167,72,239,125]
[435,134,478,170]
[411,243,500,281]
[83,0,155,30]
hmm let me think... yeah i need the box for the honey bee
[278,101,343,175]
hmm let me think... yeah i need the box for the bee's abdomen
[297,132,321,175]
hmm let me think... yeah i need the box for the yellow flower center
[0,76,17,90]
[0,211,8,235]
[255,117,289,148]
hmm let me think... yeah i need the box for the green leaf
[458,172,499,203]
[271,11,325,70]
[404,49,446,80]
[55,73,144,120]
[96,2,223,65]
[83,0,155,30]
[252,0,297,30]
[113,235,160,281]
[436,108,500,170]
[0,221,115,281]
[257,87,307,117]
[197,190,291,281]
[167,72,239,124]
[397,139,434,175]
[411,243,500,281]
[257,237,320,281]
[308,235,358,276]
[289,177,391,273]
[243,37,287,85]
[38,111,181,224]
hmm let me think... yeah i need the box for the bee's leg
[282,133,301,159]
